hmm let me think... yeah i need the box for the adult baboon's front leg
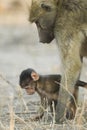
[56,34,82,122]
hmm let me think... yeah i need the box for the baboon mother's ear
[31,71,39,81]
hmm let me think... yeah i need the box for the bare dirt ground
[0,4,87,130]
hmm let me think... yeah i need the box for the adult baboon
[29,0,87,122]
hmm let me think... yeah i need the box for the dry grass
[0,74,87,130]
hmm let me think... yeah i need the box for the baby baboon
[19,68,87,121]
[29,0,87,121]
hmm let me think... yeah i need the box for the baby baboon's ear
[31,71,39,81]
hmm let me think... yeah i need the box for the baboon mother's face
[29,0,58,43]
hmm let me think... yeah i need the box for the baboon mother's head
[29,0,58,43]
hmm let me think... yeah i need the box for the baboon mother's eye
[41,4,51,12]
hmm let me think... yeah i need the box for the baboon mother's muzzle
[37,26,54,43]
